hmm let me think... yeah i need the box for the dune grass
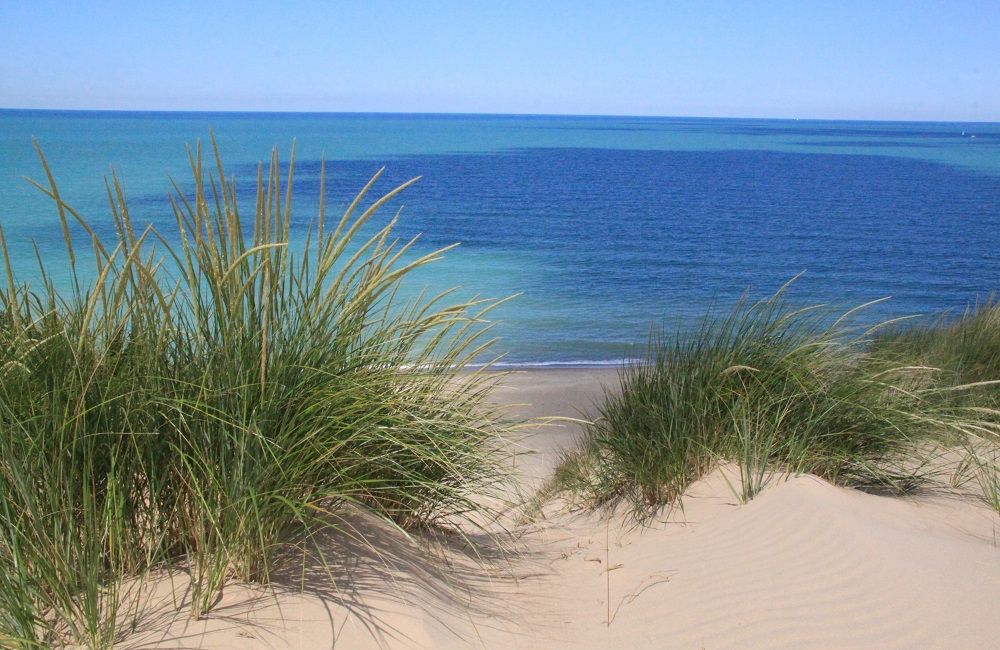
[871,300,1000,405]
[869,301,1000,513]
[0,141,513,648]
[560,283,1000,518]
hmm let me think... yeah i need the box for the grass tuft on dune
[0,140,512,648]
[869,301,1000,513]
[560,283,1000,518]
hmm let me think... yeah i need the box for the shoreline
[472,360,636,370]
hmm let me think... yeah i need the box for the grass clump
[872,300,1000,406]
[562,282,994,518]
[870,302,1000,512]
[0,140,511,647]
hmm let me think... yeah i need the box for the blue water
[1,110,999,364]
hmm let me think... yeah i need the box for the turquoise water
[1,110,999,364]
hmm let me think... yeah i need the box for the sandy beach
[5,6,1000,649]
[120,368,1000,649]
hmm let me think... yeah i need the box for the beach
[4,5,1000,648]
[121,367,1000,649]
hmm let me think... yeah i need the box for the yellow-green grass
[0,140,513,648]
[871,302,1000,513]
[560,283,1000,518]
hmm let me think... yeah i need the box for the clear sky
[2,0,999,121]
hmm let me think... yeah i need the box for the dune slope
[126,370,1000,650]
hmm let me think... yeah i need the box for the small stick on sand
[606,518,610,627]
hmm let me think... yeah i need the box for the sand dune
[517,472,1000,649]
[127,369,1000,649]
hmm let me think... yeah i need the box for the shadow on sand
[118,507,548,649]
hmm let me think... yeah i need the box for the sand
[122,368,1000,649]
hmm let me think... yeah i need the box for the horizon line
[2,107,998,125]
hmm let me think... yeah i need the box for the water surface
[1,111,998,364]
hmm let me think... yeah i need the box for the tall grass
[561,283,997,518]
[872,300,1000,405]
[871,301,1000,513]
[0,140,512,647]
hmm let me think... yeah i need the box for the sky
[1,0,999,121]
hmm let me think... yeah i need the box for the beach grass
[0,140,512,647]
[560,283,1000,518]
[872,302,1000,512]
[870,300,1000,405]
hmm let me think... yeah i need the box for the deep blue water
[1,111,999,364]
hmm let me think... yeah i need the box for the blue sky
[2,1,998,120]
